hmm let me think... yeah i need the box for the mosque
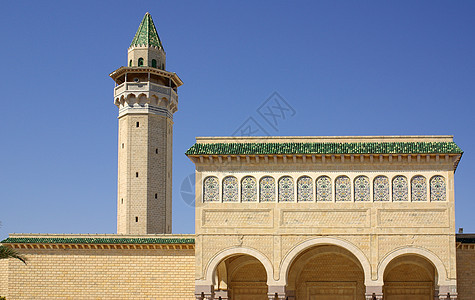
[1,12,474,300]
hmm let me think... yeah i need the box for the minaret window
[138,58,144,66]
[129,60,132,67]
[152,59,157,68]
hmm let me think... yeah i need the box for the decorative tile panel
[411,175,427,202]
[430,175,446,202]
[259,176,276,202]
[241,176,257,202]
[392,176,408,202]
[354,176,370,201]
[279,176,294,202]
[316,176,332,202]
[335,176,351,202]
[203,176,219,202]
[374,176,390,201]
[297,176,313,202]
[222,176,238,202]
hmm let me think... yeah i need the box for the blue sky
[0,1,474,239]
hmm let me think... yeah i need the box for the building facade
[1,12,475,300]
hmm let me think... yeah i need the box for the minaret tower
[110,13,183,234]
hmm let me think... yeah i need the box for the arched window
[373,176,389,201]
[297,176,313,202]
[152,59,157,68]
[411,175,427,201]
[316,176,332,201]
[129,59,132,67]
[222,176,238,202]
[138,57,144,66]
[278,176,294,202]
[203,176,219,202]
[430,175,446,201]
[335,176,351,201]
[161,64,165,69]
[392,176,408,201]
[354,176,370,201]
[260,176,275,202]
[241,176,257,202]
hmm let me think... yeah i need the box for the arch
[377,247,450,286]
[151,59,157,68]
[279,237,372,285]
[204,247,275,286]
[138,57,144,66]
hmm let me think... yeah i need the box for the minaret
[110,13,183,234]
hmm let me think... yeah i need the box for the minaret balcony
[114,81,178,108]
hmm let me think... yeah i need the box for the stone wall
[2,246,195,300]
[456,245,475,300]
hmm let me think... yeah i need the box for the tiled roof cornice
[186,142,463,156]
[1,237,194,245]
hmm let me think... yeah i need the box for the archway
[383,254,437,300]
[287,245,366,300]
[214,254,268,300]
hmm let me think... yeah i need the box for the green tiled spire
[130,12,164,49]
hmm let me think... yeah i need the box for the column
[195,285,213,300]
[365,286,383,300]
[214,290,229,300]
[268,285,286,300]
[438,285,457,299]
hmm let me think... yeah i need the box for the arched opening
[152,59,157,68]
[383,254,436,300]
[138,57,144,66]
[213,254,268,300]
[129,59,132,66]
[287,245,366,299]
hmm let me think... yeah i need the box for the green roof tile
[130,12,163,49]
[185,142,463,156]
[1,237,194,245]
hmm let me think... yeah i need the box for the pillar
[365,285,383,300]
[268,285,286,300]
[438,285,457,299]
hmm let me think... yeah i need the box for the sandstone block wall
[2,247,195,300]
[456,246,475,300]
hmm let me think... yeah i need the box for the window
[135,217,138,222]
[430,175,446,201]
[411,175,427,201]
[335,176,351,201]
[138,57,144,66]
[203,176,219,202]
[373,176,389,201]
[316,176,332,201]
[155,193,158,199]
[297,176,313,202]
[222,176,238,202]
[136,172,139,177]
[278,176,294,202]
[392,176,408,201]
[241,176,257,202]
[129,60,132,67]
[354,176,370,201]
[136,122,139,127]
[152,59,157,68]
[260,176,275,202]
